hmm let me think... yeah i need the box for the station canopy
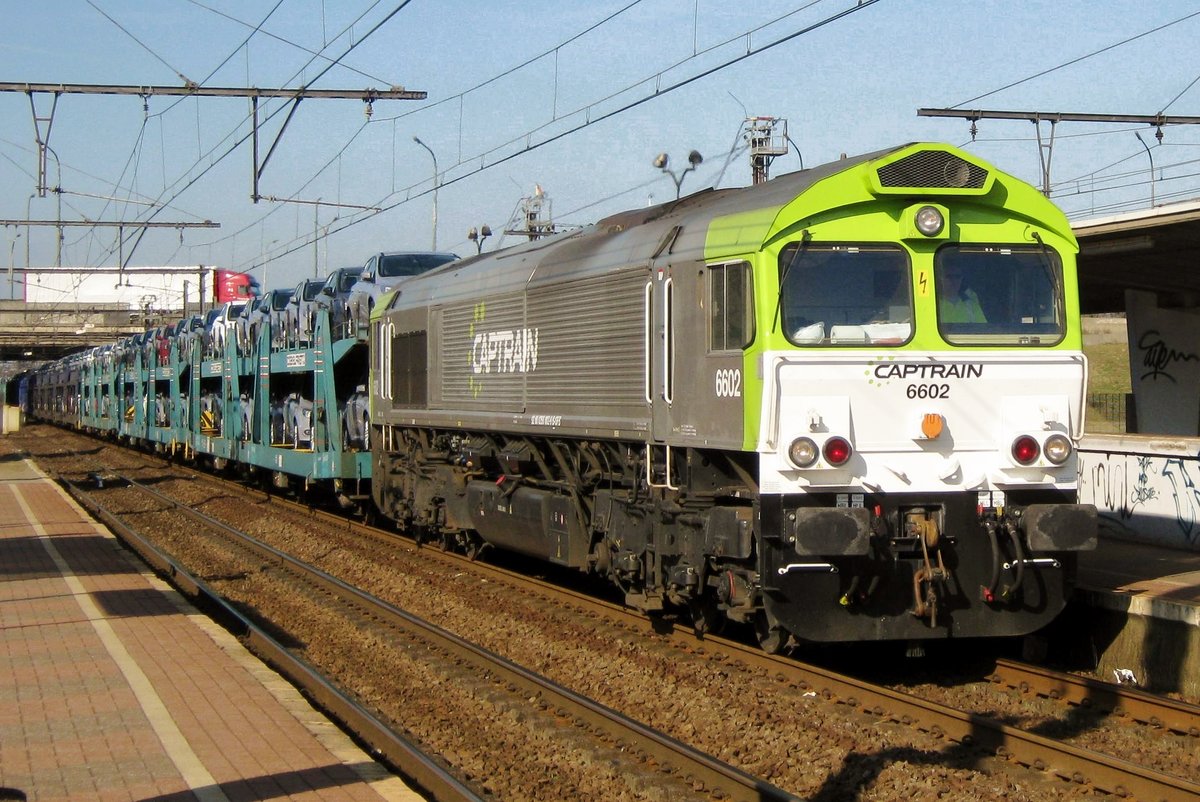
[1075,199,1200,314]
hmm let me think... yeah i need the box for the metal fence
[1085,392,1132,434]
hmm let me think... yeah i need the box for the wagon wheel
[462,532,488,561]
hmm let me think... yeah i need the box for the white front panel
[759,350,1087,495]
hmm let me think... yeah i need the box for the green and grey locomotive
[368,143,1096,649]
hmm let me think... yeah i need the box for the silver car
[346,251,458,336]
[313,265,364,339]
[285,278,326,346]
[246,288,295,350]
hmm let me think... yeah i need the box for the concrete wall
[1125,290,1200,435]
[1079,433,1200,550]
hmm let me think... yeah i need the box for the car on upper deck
[285,278,327,347]
[207,300,248,357]
[246,288,295,349]
[313,265,364,339]
[346,251,458,336]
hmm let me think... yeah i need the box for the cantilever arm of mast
[0,82,425,101]
[0,81,427,204]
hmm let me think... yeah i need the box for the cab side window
[709,261,754,352]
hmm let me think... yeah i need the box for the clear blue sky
[2,0,1199,297]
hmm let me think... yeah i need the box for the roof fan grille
[877,151,988,189]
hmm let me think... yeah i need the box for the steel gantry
[0,82,427,203]
[918,108,1200,197]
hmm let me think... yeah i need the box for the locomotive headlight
[1043,433,1072,465]
[1011,434,1040,465]
[787,437,820,468]
[914,205,945,236]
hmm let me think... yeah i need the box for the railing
[1085,392,1133,434]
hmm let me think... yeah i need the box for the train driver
[939,267,986,323]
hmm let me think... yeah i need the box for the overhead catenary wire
[948,8,1200,109]
[184,0,397,89]
[16,3,1200,278]
[149,0,288,122]
[246,0,883,273]
[116,0,392,233]
[102,0,412,270]
[90,0,874,277]
[85,0,195,86]
[1160,71,1200,115]
[194,0,883,277]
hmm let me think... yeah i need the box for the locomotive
[26,143,1096,650]
[368,142,1096,649]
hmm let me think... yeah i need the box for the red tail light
[823,436,852,466]
[1011,435,1040,465]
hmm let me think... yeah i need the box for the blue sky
[3,1,1200,297]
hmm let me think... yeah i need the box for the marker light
[1011,435,1040,465]
[1043,433,1072,465]
[920,412,944,439]
[915,205,945,236]
[823,436,853,467]
[788,437,819,468]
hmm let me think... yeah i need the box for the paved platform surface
[0,452,422,802]
[1077,523,1200,625]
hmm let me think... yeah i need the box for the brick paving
[0,453,421,802]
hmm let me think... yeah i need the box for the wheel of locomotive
[462,532,485,560]
[754,610,789,654]
[688,595,726,638]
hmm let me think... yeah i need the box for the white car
[207,301,247,357]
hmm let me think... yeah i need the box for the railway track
[451,549,1200,800]
[58,462,798,802]
[172,449,1200,800]
[14,425,1200,800]
[989,658,1200,738]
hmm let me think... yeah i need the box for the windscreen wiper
[772,230,810,334]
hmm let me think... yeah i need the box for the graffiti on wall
[1079,451,1200,547]
[1127,290,1200,435]
[1136,329,1200,383]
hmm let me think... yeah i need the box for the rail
[62,467,798,802]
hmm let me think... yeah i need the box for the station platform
[1077,527,1200,624]
[0,451,422,802]
[1059,522,1200,697]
